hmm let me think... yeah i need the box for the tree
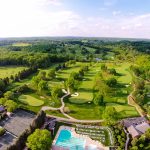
[14,84,29,93]
[108,68,117,75]
[38,80,48,93]
[93,93,104,105]
[145,128,150,139]
[47,69,56,80]
[101,64,107,71]
[0,98,7,105]
[0,127,5,136]
[4,91,14,100]
[106,77,117,87]
[26,129,51,150]
[65,76,80,92]
[38,71,46,80]
[5,100,18,112]
[0,79,5,91]
[130,146,139,150]
[51,86,63,100]
[94,78,111,96]
[79,69,84,77]
[131,138,138,146]
[102,107,119,125]
[81,65,89,72]
[32,76,40,88]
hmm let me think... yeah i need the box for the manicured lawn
[65,102,103,120]
[106,104,139,118]
[18,94,44,106]
[57,62,82,80]
[45,110,67,118]
[114,62,132,84]
[0,66,27,78]
[69,63,100,104]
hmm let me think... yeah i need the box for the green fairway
[0,66,27,78]
[65,103,103,120]
[18,94,44,106]
[57,62,82,80]
[114,62,132,84]
[69,63,100,104]
[106,104,139,118]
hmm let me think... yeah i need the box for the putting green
[18,95,44,106]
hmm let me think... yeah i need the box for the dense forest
[0,37,150,68]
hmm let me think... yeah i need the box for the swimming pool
[55,129,86,150]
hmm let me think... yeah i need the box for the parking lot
[0,109,35,149]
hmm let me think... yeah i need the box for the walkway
[127,84,145,117]
[41,88,104,123]
[123,128,130,150]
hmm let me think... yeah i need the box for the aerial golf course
[3,61,139,120]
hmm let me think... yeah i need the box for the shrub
[0,127,5,136]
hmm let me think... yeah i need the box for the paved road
[46,114,104,123]
[123,128,130,150]
[127,84,145,117]
[41,88,104,123]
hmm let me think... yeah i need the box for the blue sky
[0,0,150,38]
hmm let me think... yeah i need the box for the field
[0,66,27,78]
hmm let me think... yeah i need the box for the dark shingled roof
[122,117,147,128]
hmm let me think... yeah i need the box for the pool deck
[52,126,109,150]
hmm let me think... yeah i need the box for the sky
[0,0,150,38]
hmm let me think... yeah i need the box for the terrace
[75,125,113,146]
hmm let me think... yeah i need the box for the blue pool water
[56,129,86,150]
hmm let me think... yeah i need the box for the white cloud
[112,10,121,16]
[0,0,150,38]
[38,0,62,6]
[49,0,62,5]
[104,0,118,6]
